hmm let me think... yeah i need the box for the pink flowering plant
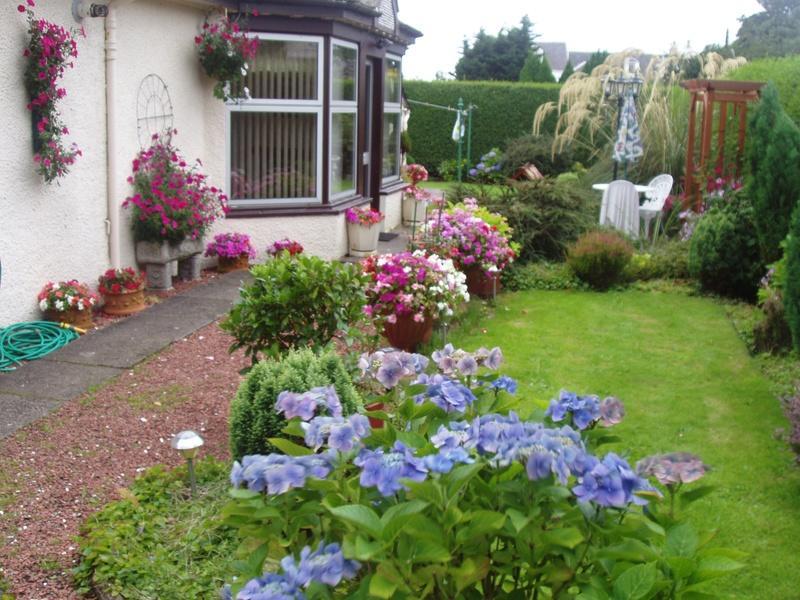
[38,280,97,313]
[123,132,228,244]
[195,15,259,101]
[97,267,145,295]
[361,250,468,325]
[205,233,256,259]
[403,163,434,204]
[424,198,516,274]
[345,207,384,227]
[19,0,82,183]
[267,239,304,257]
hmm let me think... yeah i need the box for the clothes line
[406,98,478,114]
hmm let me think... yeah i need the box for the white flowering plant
[37,280,98,313]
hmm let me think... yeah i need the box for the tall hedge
[784,208,800,350]
[746,83,800,262]
[727,56,800,124]
[404,80,560,176]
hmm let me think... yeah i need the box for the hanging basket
[102,288,146,316]
[44,307,93,330]
[218,254,251,273]
[464,266,501,299]
[382,312,434,352]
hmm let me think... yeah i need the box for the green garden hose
[0,321,80,372]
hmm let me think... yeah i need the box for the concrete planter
[135,239,204,290]
[347,222,381,257]
[402,197,429,226]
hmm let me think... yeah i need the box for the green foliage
[74,459,236,599]
[580,50,610,74]
[502,133,575,176]
[437,157,471,182]
[558,60,575,83]
[220,254,367,363]
[753,290,793,353]
[501,260,587,291]
[568,230,634,290]
[733,0,800,59]
[518,51,556,83]
[404,80,560,176]
[625,239,691,281]
[783,207,800,349]
[455,16,536,81]
[479,178,597,261]
[746,83,800,262]
[689,193,765,300]
[728,56,800,123]
[229,349,362,459]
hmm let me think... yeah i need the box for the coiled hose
[0,321,80,372]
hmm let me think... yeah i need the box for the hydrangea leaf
[611,562,657,600]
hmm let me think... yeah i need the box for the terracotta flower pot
[44,307,93,330]
[218,254,250,273]
[382,312,434,352]
[364,402,386,429]
[102,288,146,316]
[464,266,501,299]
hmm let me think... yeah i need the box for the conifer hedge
[404,80,560,176]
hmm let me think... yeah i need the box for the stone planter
[218,254,250,273]
[347,222,381,257]
[402,196,429,226]
[44,307,93,330]
[135,239,204,290]
[102,288,146,316]
[464,266,501,299]
[383,312,434,352]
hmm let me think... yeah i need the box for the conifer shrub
[229,349,362,459]
[688,192,763,300]
[783,209,800,350]
[746,83,800,262]
[567,230,633,290]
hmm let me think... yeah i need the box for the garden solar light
[171,430,203,495]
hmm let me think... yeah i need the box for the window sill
[380,178,407,195]
[227,194,369,218]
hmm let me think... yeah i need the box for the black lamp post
[604,58,644,181]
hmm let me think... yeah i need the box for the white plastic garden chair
[640,174,673,240]
[599,180,639,239]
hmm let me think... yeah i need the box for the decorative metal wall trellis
[136,74,174,147]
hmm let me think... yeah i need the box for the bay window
[382,55,402,181]
[228,35,324,207]
[331,41,358,198]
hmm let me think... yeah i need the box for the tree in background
[746,83,800,262]
[519,52,556,83]
[783,207,800,349]
[579,50,609,75]
[734,0,800,58]
[455,16,537,81]
[558,61,575,83]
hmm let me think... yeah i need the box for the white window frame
[382,53,402,183]
[226,33,325,208]
[330,39,359,200]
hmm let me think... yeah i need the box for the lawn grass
[449,289,800,599]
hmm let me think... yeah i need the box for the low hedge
[728,56,800,125]
[404,80,560,176]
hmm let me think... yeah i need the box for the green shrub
[221,254,366,363]
[625,239,691,281]
[753,291,793,353]
[404,80,560,176]
[74,458,235,599]
[502,133,575,177]
[501,261,587,291]
[728,57,800,125]
[437,157,471,182]
[783,209,800,349]
[229,348,362,459]
[481,178,598,261]
[746,83,800,262]
[688,193,764,300]
[567,230,634,290]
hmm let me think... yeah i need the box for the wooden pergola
[680,79,764,208]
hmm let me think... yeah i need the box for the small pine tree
[558,61,575,83]
[519,52,555,83]
[783,208,800,349]
[747,83,800,262]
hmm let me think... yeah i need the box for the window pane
[244,39,319,101]
[332,113,356,195]
[332,45,357,102]
[231,112,318,200]
[382,112,401,179]
[384,58,401,103]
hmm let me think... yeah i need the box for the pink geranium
[346,207,384,227]
[205,233,257,259]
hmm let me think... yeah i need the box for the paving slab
[0,359,123,403]
[0,393,60,439]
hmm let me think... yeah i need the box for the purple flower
[275,386,342,421]
[302,415,371,452]
[599,397,625,427]
[360,349,428,389]
[573,453,657,507]
[456,354,478,376]
[636,452,709,486]
[355,441,428,496]
[416,374,476,413]
[488,375,517,394]
[281,542,360,588]
[235,573,303,599]
[546,390,602,430]
[423,446,474,473]
[231,452,334,495]
[430,421,473,449]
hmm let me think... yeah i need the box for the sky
[397,0,764,80]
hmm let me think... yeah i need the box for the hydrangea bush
[468,148,504,184]
[123,133,228,243]
[221,346,743,599]
[19,0,82,182]
[361,251,468,326]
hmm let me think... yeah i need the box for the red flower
[18,5,26,13]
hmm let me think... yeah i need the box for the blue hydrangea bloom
[415,374,476,413]
[302,415,371,452]
[423,446,474,474]
[231,452,335,496]
[275,386,342,421]
[355,441,428,496]
[488,375,518,394]
[280,542,360,588]
[235,573,304,599]
[545,390,602,430]
[572,452,656,507]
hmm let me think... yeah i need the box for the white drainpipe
[105,0,136,268]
